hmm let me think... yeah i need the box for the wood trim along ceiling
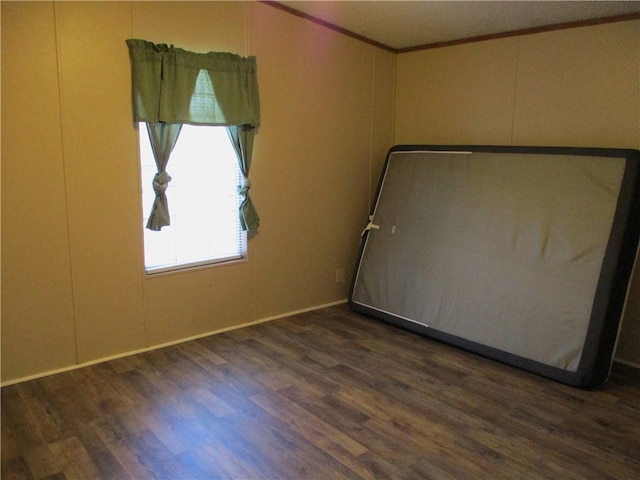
[259,0,396,52]
[260,2,640,54]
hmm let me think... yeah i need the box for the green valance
[125,39,260,127]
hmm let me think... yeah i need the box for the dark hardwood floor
[2,304,639,479]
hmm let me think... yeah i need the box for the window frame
[137,123,248,275]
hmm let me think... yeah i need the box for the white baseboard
[1,299,348,387]
[613,357,640,370]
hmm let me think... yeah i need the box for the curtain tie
[238,175,251,197]
[152,171,172,195]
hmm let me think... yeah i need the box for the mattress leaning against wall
[349,145,640,388]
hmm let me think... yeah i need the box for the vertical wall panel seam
[392,53,399,145]
[246,1,255,323]
[0,4,2,310]
[52,1,80,366]
[509,37,521,146]
[391,53,397,151]
[368,48,376,210]
[245,1,250,57]
[129,0,150,348]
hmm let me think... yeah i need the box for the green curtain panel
[227,125,259,231]
[126,39,261,231]
[145,122,182,231]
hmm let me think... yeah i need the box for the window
[139,125,246,273]
[126,39,260,272]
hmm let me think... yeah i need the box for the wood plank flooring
[2,304,639,479]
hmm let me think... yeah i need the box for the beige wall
[2,1,78,379]
[1,1,395,382]
[395,20,640,365]
[2,2,638,383]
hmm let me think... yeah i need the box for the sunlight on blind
[139,125,245,273]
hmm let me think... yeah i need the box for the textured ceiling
[276,1,640,50]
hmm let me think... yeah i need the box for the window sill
[144,255,247,278]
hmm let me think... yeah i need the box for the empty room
[2,1,639,478]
